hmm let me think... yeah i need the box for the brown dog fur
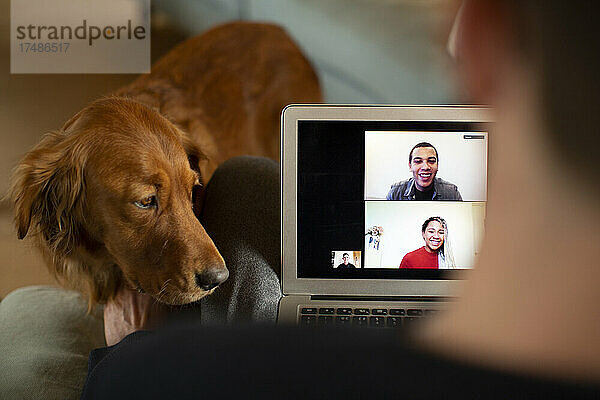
[9,22,321,309]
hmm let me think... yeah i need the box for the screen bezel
[281,105,494,297]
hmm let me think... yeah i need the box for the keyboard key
[335,316,351,325]
[387,317,402,328]
[389,309,405,316]
[372,309,388,316]
[424,309,438,315]
[352,316,368,326]
[407,309,423,317]
[318,315,334,326]
[301,307,318,314]
[369,316,386,327]
[336,308,353,315]
[404,317,418,323]
[319,308,335,315]
[300,315,316,326]
[354,308,370,315]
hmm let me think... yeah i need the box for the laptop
[278,105,493,327]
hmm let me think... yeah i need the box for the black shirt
[81,324,599,399]
[414,184,435,200]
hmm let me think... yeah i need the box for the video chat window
[362,131,488,270]
[364,131,487,201]
[364,202,485,269]
[295,120,490,279]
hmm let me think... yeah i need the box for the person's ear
[450,0,512,103]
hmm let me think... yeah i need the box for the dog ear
[180,133,207,180]
[10,129,86,257]
[179,133,208,217]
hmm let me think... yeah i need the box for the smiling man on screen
[386,142,462,201]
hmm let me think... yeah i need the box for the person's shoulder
[435,177,458,189]
[400,247,423,268]
[434,178,462,200]
[390,179,410,190]
[405,247,425,257]
[402,247,424,262]
[387,179,411,200]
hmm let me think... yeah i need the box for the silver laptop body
[278,105,493,327]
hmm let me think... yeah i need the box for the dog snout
[195,267,229,291]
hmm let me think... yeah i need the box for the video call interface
[296,120,489,280]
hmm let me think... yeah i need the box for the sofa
[0,286,104,399]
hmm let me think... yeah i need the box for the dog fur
[9,22,321,309]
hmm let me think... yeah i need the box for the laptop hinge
[309,295,452,302]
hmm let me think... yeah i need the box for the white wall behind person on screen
[365,132,487,201]
[363,202,485,269]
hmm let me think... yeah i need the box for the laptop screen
[296,120,489,280]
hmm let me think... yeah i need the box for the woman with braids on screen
[399,216,456,269]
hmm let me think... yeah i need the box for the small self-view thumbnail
[331,250,362,269]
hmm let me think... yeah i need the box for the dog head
[10,97,228,307]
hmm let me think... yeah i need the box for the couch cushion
[0,286,104,400]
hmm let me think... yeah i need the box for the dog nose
[195,268,229,291]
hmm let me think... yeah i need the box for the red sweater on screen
[399,246,438,269]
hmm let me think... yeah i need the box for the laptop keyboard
[298,307,438,328]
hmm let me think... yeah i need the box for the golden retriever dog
[10,22,321,309]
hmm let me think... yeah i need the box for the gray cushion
[0,286,104,400]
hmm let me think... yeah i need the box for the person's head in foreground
[409,142,438,191]
[421,216,455,268]
[420,0,600,383]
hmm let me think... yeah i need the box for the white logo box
[11,0,150,73]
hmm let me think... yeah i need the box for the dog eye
[134,195,157,209]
